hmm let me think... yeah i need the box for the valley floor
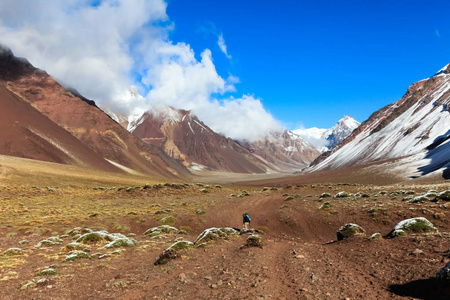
[0,178,449,299]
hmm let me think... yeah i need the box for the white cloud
[217,33,232,59]
[0,0,282,142]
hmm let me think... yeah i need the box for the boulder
[154,248,178,265]
[337,223,366,241]
[63,251,92,263]
[318,202,332,210]
[104,237,138,249]
[334,192,349,198]
[168,241,194,251]
[194,227,239,245]
[143,225,180,237]
[435,191,450,201]
[245,234,262,248]
[388,217,437,237]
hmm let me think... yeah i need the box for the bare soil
[1,172,450,299]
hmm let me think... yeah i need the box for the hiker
[243,212,251,230]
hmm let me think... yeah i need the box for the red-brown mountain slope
[0,45,187,178]
[0,83,120,172]
[131,108,272,173]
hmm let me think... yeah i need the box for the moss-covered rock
[169,240,194,251]
[196,209,206,215]
[104,237,138,249]
[143,225,180,237]
[200,188,210,193]
[320,193,332,198]
[334,191,349,198]
[193,227,239,245]
[35,236,64,247]
[318,202,332,210]
[410,196,429,204]
[3,248,23,255]
[368,233,382,240]
[245,234,262,248]
[336,223,366,241]
[63,251,92,263]
[436,190,450,201]
[66,227,93,237]
[76,231,110,244]
[37,268,57,276]
[388,217,437,237]
[285,196,294,201]
[19,279,37,290]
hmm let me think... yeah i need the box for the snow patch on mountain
[293,116,360,152]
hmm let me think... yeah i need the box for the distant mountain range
[129,107,320,173]
[1,44,449,180]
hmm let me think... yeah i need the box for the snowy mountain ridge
[293,116,360,152]
[309,63,450,179]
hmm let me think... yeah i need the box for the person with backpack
[243,212,251,230]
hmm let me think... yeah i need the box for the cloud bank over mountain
[0,0,281,142]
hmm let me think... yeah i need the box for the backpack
[243,213,251,222]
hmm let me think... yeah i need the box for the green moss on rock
[436,191,450,201]
[63,251,92,263]
[169,240,194,251]
[37,268,57,276]
[336,223,366,241]
[3,248,23,255]
[104,237,138,249]
[388,217,437,237]
[318,202,332,210]
[143,225,180,237]
[334,191,349,198]
[193,227,239,245]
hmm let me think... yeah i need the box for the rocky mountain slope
[310,64,450,179]
[130,108,273,173]
[238,130,320,171]
[130,107,320,173]
[294,116,360,152]
[0,45,187,178]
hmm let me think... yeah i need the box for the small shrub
[336,224,366,241]
[318,202,332,210]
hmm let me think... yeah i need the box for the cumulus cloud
[217,34,232,59]
[0,0,282,142]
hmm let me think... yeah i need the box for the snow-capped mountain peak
[293,116,360,152]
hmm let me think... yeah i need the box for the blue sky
[1,0,449,140]
[167,0,450,128]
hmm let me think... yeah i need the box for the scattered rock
[320,193,332,198]
[19,279,36,290]
[194,227,239,245]
[368,233,382,240]
[144,225,180,237]
[245,234,263,248]
[104,237,138,248]
[168,240,194,251]
[388,217,437,238]
[337,223,366,241]
[3,248,23,255]
[154,248,178,265]
[334,191,349,198]
[37,268,57,276]
[318,202,332,210]
[435,190,450,201]
[63,251,92,263]
[410,196,429,204]
[35,236,64,247]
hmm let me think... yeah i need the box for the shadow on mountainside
[390,278,450,300]
[414,129,450,179]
